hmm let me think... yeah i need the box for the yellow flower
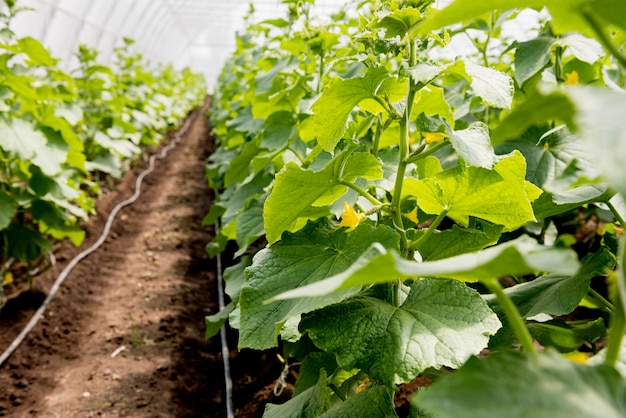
[404,206,419,224]
[3,271,13,285]
[564,71,579,86]
[340,201,365,230]
[423,132,446,144]
[564,351,588,364]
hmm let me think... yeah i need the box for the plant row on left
[0,2,207,295]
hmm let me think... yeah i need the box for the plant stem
[406,140,451,164]
[587,288,614,313]
[606,199,626,316]
[483,278,536,353]
[372,114,383,156]
[328,383,346,402]
[317,51,325,94]
[581,7,626,69]
[409,209,448,250]
[391,37,418,258]
[605,293,625,367]
[338,180,383,206]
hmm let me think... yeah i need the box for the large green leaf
[404,152,541,230]
[264,149,383,244]
[300,279,501,387]
[412,223,503,261]
[0,118,47,161]
[312,67,406,153]
[270,236,578,300]
[412,0,594,38]
[413,350,626,418]
[486,247,615,319]
[239,221,400,349]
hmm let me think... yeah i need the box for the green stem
[409,209,448,250]
[338,180,383,206]
[581,8,626,69]
[554,44,564,83]
[606,199,626,316]
[372,114,383,156]
[483,278,536,353]
[317,51,325,94]
[406,140,451,164]
[605,290,625,367]
[587,288,614,314]
[328,383,346,402]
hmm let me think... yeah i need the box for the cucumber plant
[206,0,626,416]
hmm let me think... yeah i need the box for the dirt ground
[0,100,290,417]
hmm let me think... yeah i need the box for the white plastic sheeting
[3,0,347,91]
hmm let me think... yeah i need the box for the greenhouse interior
[0,0,625,416]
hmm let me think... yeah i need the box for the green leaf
[6,222,51,262]
[18,37,55,67]
[264,369,330,418]
[486,247,615,319]
[561,33,604,64]
[239,221,400,349]
[204,303,234,339]
[262,110,297,149]
[463,61,513,109]
[0,191,16,230]
[494,91,578,146]
[301,279,501,387]
[412,223,503,261]
[271,236,578,300]
[294,352,338,397]
[413,350,626,418]
[412,85,454,126]
[405,152,541,230]
[375,7,423,39]
[527,318,606,352]
[0,118,47,161]
[413,1,591,38]
[449,122,496,168]
[515,34,555,85]
[264,150,383,244]
[312,67,406,153]
[235,201,265,257]
[320,386,398,418]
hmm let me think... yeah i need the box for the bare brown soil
[0,100,289,417]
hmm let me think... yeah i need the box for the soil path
[0,100,290,417]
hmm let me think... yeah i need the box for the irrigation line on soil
[215,219,234,418]
[0,111,197,368]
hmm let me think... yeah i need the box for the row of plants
[0,0,207,297]
[207,0,626,416]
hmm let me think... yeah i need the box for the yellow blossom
[564,351,588,364]
[340,201,365,230]
[423,132,446,144]
[404,206,419,224]
[3,271,13,285]
[564,71,579,86]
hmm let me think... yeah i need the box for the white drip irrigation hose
[0,112,196,367]
[215,220,234,418]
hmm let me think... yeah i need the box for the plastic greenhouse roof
[3,0,348,91]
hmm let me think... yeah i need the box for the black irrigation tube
[0,110,197,367]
